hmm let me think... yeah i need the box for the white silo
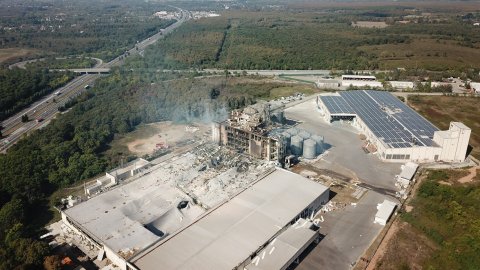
[286,128,299,136]
[303,139,317,159]
[311,134,324,154]
[298,130,311,140]
[282,132,292,151]
[291,135,304,156]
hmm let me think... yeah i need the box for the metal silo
[298,130,311,140]
[281,132,292,151]
[286,128,299,136]
[291,135,303,156]
[303,139,317,159]
[311,134,324,154]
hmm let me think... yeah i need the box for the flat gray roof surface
[376,200,397,220]
[131,168,329,270]
[64,172,203,258]
[246,219,317,270]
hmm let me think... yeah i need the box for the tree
[44,255,62,270]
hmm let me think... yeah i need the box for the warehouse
[129,168,330,270]
[317,90,471,163]
[60,144,278,270]
[341,75,383,88]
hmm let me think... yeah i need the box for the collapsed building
[212,103,325,164]
[60,144,330,270]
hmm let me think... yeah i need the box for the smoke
[170,100,229,124]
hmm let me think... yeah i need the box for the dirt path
[457,166,478,183]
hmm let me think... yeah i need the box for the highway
[1,8,191,152]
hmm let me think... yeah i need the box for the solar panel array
[320,91,439,148]
[320,96,356,114]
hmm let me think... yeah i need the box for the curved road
[1,8,191,152]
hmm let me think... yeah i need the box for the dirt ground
[119,121,210,156]
[371,220,437,270]
[457,166,479,183]
[0,48,38,64]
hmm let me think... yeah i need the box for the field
[352,21,388,28]
[409,95,480,159]
[0,48,38,65]
[360,39,480,70]
[374,168,480,269]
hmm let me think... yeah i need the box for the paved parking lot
[295,191,396,270]
[284,97,402,269]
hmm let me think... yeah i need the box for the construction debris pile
[152,143,274,208]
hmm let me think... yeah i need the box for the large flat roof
[131,168,329,270]
[319,90,439,148]
[64,169,204,259]
[246,219,317,270]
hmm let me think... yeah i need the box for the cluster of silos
[282,128,324,159]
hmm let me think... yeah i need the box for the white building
[433,122,471,162]
[388,81,414,90]
[317,91,471,163]
[471,82,480,93]
[62,167,330,270]
[374,200,397,226]
[341,75,383,88]
[316,79,340,89]
[396,162,419,188]
[129,168,329,270]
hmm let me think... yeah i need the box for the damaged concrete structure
[212,104,286,162]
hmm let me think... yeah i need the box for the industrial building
[60,143,279,270]
[317,90,471,163]
[129,168,330,270]
[341,75,383,88]
[374,200,397,226]
[387,81,414,90]
[85,158,150,195]
[213,104,325,163]
[60,141,330,270]
[212,104,285,162]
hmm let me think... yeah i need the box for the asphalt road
[295,191,395,270]
[0,8,191,152]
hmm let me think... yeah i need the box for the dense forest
[0,68,74,121]
[131,9,480,71]
[0,0,176,62]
